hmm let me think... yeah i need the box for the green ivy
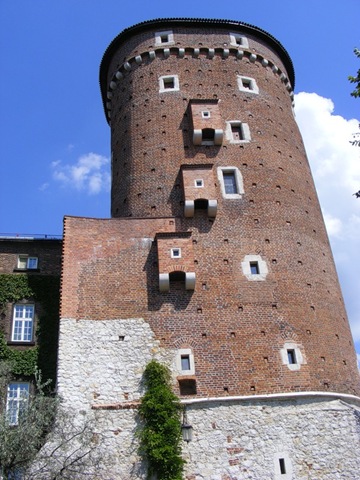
[138,360,185,480]
[0,274,60,386]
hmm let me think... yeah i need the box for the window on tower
[6,382,30,425]
[229,33,249,48]
[218,167,244,199]
[159,75,179,92]
[237,76,259,94]
[241,255,269,281]
[155,30,175,45]
[226,121,251,144]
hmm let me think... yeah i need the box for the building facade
[1,17,360,479]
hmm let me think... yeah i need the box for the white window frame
[6,382,30,425]
[12,304,34,342]
[229,33,249,48]
[194,179,204,188]
[176,348,195,375]
[237,75,259,94]
[201,110,211,119]
[225,121,251,144]
[159,75,180,93]
[17,255,38,270]
[217,166,244,199]
[171,248,181,258]
[155,30,175,46]
[280,342,305,371]
[241,255,268,281]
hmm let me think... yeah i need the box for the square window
[287,349,296,364]
[17,256,38,270]
[231,124,243,141]
[223,171,238,195]
[12,304,34,342]
[155,30,174,46]
[202,111,210,118]
[229,33,249,48]
[6,382,29,425]
[160,34,169,43]
[171,248,181,258]
[237,76,259,94]
[181,355,191,371]
[159,75,179,92]
[195,179,204,187]
[250,262,259,275]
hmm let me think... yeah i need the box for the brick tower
[58,19,360,478]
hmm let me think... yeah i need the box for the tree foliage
[348,48,360,98]
[138,360,185,480]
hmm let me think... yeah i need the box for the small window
[250,262,259,275]
[155,30,174,46]
[17,256,38,270]
[6,383,29,425]
[159,75,179,93]
[218,167,244,199]
[237,76,259,94]
[229,33,249,48]
[171,248,181,258]
[195,179,204,188]
[12,305,34,342]
[231,124,243,141]
[202,110,210,118]
[279,458,286,475]
[181,355,191,371]
[223,171,238,195]
[287,349,296,364]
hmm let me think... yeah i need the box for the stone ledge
[91,401,140,410]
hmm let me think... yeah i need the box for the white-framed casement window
[17,255,38,270]
[217,167,244,199]
[12,304,34,342]
[159,75,180,93]
[155,30,174,46]
[6,382,30,425]
[241,255,268,281]
[237,75,259,94]
[229,33,249,48]
[280,342,305,371]
[176,348,195,375]
[225,121,251,144]
[171,248,181,258]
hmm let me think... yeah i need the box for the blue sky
[1,1,359,360]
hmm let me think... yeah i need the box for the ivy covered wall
[0,274,60,387]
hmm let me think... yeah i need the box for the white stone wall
[56,318,360,479]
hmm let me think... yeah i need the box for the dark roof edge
[99,17,295,115]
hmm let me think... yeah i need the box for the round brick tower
[99,18,359,399]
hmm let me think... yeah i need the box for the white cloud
[52,152,110,195]
[294,92,360,348]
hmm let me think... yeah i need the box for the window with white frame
[225,121,251,143]
[12,304,34,342]
[171,248,181,258]
[217,167,244,199]
[280,342,305,371]
[201,110,211,119]
[6,382,30,425]
[17,255,38,270]
[237,75,259,94]
[159,75,179,92]
[155,30,174,45]
[241,255,268,281]
[229,33,249,48]
[176,348,195,375]
[195,179,204,188]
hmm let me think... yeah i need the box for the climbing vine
[138,360,185,480]
[0,274,60,386]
